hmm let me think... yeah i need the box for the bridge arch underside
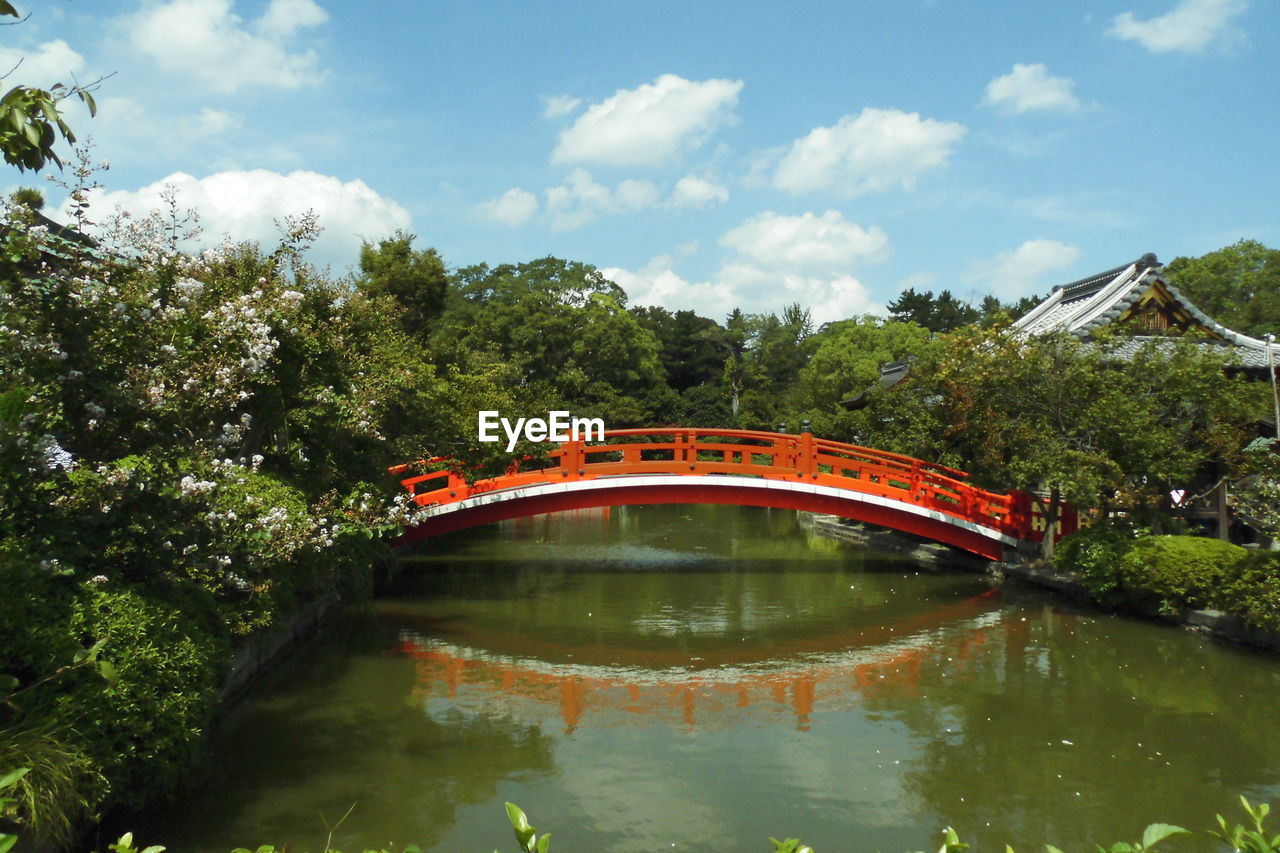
[396,475,1018,560]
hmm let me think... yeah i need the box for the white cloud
[95,96,242,146]
[123,0,329,94]
[82,169,410,267]
[193,107,240,135]
[544,169,660,230]
[719,210,889,270]
[773,107,966,197]
[542,94,582,119]
[669,176,729,209]
[605,256,739,321]
[0,39,84,88]
[552,74,743,168]
[605,210,889,324]
[477,188,538,227]
[255,0,329,38]
[982,64,1083,114]
[542,169,728,230]
[971,239,1081,300]
[1108,0,1247,53]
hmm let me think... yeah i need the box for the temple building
[844,252,1280,410]
[1012,252,1280,374]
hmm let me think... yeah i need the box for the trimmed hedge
[1055,526,1280,632]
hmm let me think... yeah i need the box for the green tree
[435,257,666,424]
[1163,240,1280,339]
[630,305,730,392]
[356,231,449,339]
[852,326,1260,557]
[796,316,931,412]
[887,287,979,333]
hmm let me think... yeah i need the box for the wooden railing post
[800,430,815,480]
[562,439,581,480]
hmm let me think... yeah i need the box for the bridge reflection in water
[394,589,1026,734]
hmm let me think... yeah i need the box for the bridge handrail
[390,427,1035,538]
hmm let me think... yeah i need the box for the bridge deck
[391,428,1072,558]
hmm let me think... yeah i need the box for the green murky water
[130,505,1280,852]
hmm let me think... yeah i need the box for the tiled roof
[1013,253,1280,372]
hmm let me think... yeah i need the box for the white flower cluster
[179,475,217,495]
[36,434,75,472]
[385,491,434,528]
[96,463,134,486]
[213,413,253,451]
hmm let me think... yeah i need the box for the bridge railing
[391,428,1044,539]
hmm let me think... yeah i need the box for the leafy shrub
[1220,550,1280,633]
[1053,519,1151,602]
[1114,535,1249,612]
[59,584,228,807]
[1056,525,1280,633]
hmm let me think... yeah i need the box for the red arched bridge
[389,428,1075,560]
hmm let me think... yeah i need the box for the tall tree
[888,288,979,333]
[1163,239,1280,338]
[356,231,449,338]
[435,258,666,424]
[631,305,730,392]
[852,326,1260,558]
[797,317,931,411]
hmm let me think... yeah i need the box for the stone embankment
[218,592,340,703]
[807,514,1280,653]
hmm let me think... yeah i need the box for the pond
[129,505,1280,852]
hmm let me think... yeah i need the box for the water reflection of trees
[131,611,556,853]
[867,591,1280,851]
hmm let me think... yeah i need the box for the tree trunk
[1039,485,1061,562]
[1216,478,1231,542]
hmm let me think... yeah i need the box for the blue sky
[4,0,1277,323]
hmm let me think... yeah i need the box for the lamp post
[1270,334,1280,445]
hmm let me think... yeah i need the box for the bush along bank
[0,193,446,849]
[1052,520,1280,640]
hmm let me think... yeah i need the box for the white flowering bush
[0,182,454,833]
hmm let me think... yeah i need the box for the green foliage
[0,767,26,853]
[1233,444,1280,540]
[0,730,100,849]
[502,801,551,853]
[0,3,101,173]
[795,316,931,414]
[1092,822,1190,853]
[1218,551,1280,633]
[770,839,814,853]
[28,797,1278,853]
[1164,240,1280,339]
[631,305,729,392]
[436,258,667,424]
[888,287,979,333]
[1055,526,1280,631]
[0,191,451,826]
[60,585,227,806]
[1114,536,1247,610]
[357,231,449,338]
[844,323,1262,557]
[1053,519,1151,601]
[1210,797,1280,853]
